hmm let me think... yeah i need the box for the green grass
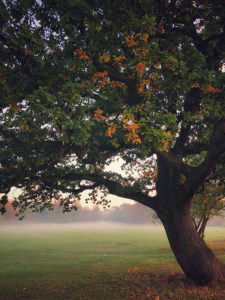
[0,223,224,300]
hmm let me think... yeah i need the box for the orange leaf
[203,84,221,94]
[158,21,164,31]
[94,108,106,121]
[79,83,87,89]
[138,85,145,94]
[140,33,149,42]
[105,122,117,137]
[125,35,139,47]
[114,55,126,63]
[134,62,145,74]
[74,49,89,59]
[191,82,200,88]
[25,49,31,55]
[100,53,111,62]
[92,71,108,85]
[204,198,208,204]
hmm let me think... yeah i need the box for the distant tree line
[0,201,154,224]
[1,200,224,226]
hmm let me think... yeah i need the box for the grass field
[0,222,224,300]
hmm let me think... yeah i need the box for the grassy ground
[0,222,224,300]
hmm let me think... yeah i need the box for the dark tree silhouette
[1,0,225,285]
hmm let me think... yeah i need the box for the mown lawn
[0,223,224,300]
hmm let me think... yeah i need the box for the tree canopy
[0,0,225,285]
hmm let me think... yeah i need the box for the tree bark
[197,216,209,239]
[157,202,225,285]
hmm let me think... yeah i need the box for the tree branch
[183,141,210,156]
[173,124,191,154]
[92,57,140,106]
[188,120,225,192]
[61,182,100,194]
[173,88,201,154]
[57,170,158,209]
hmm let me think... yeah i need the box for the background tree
[191,181,225,239]
[186,151,225,238]
[0,201,154,224]
[1,0,225,285]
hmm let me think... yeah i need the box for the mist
[1,201,224,226]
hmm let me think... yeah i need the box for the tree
[191,181,225,239]
[106,202,153,224]
[0,0,225,285]
[186,151,225,238]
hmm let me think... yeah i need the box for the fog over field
[0,222,167,242]
[0,221,162,233]
[0,221,224,236]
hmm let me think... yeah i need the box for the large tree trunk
[157,202,225,285]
